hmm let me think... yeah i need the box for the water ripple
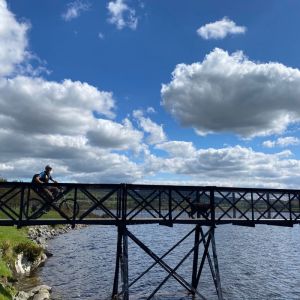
[38,224,300,300]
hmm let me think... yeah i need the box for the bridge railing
[0,182,299,226]
[214,187,300,224]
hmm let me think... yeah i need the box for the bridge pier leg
[112,225,129,300]
[211,228,223,300]
[191,226,223,300]
[191,224,200,291]
[112,225,223,300]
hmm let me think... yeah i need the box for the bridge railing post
[72,187,78,229]
[232,192,236,219]
[251,192,254,222]
[267,193,271,219]
[288,193,292,222]
[158,190,162,218]
[210,187,215,225]
[168,188,172,222]
[17,185,25,228]
[116,185,122,219]
[121,184,127,222]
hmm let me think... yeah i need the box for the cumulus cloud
[107,0,138,30]
[133,110,167,144]
[3,0,300,189]
[62,0,90,21]
[144,145,300,188]
[197,17,246,40]
[0,0,29,77]
[86,118,144,153]
[0,1,145,183]
[162,48,300,138]
[0,74,149,181]
[0,76,115,135]
[263,136,300,148]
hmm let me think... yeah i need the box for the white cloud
[107,0,138,30]
[0,1,145,183]
[62,0,90,21]
[86,118,144,153]
[263,136,300,148]
[143,146,300,188]
[0,75,149,181]
[0,0,29,77]
[3,0,300,189]
[133,110,167,144]
[197,17,246,40]
[155,141,196,158]
[162,48,300,138]
[0,76,115,136]
[146,106,155,114]
[262,140,275,148]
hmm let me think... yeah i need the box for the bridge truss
[1,182,300,299]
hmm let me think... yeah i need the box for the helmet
[45,165,52,171]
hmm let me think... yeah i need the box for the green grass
[0,261,11,278]
[0,284,12,300]
[0,226,40,300]
[0,227,29,247]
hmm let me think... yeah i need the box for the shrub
[1,242,12,262]
[14,242,43,263]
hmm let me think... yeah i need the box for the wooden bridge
[1,182,300,299]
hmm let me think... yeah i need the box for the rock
[43,249,53,257]
[15,253,47,275]
[31,285,51,300]
[14,286,51,300]
[15,253,30,275]
[32,290,50,300]
[13,291,31,300]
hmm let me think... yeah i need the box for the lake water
[38,224,300,300]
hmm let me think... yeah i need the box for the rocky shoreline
[13,225,86,300]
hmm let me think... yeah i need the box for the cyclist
[33,165,59,200]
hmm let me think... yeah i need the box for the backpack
[31,174,40,183]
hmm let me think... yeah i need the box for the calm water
[38,224,300,300]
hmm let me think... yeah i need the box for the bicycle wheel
[58,198,79,218]
[23,198,45,219]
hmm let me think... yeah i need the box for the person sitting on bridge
[32,165,59,200]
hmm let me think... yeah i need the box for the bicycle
[23,187,79,219]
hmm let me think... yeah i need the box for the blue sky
[1,0,300,187]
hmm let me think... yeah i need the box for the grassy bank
[0,227,42,300]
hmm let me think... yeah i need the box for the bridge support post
[112,225,129,300]
[190,225,223,300]
[191,223,200,290]
[211,228,223,300]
